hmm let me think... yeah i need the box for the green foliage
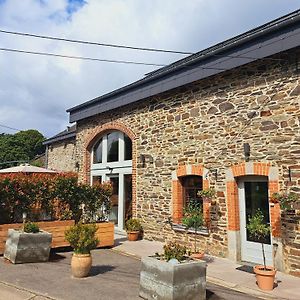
[246,210,270,269]
[125,218,142,232]
[65,223,99,254]
[197,188,216,200]
[0,173,112,224]
[24,222,39,233]
[246,210,270,241]
[182,200,203,231]
[182,200,203,253]
[0,130,45,168]
[54,177,112,223]
[272,192,299,211]
[163,241,186,262]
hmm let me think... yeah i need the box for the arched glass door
[91,131,132,231]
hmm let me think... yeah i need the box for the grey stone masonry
[139,256,206,300]
[4,229,52,264]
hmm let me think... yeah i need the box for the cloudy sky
[0,0,299,138]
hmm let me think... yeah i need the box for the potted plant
[4,221,52,264]
[182,200,204,259]
[65,223,99,278]
[246,210,276,291]
[198,188,216,204]
[125,218,142,241]
[139,241,206,300]
[272,192,299,211]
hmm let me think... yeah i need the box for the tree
[0,130,45,169]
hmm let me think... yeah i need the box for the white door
[90,130,133,232]
[238,176,273,265]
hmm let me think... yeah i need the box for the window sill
[172,223,209,236]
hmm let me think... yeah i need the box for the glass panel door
[108,175,119,225]
[238,177,273,265]
[124,174,132,222]
[245,181,271,244]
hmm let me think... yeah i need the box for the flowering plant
[271,192,299,211]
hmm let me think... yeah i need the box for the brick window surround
[225,162,281,238]
[172,165,210,226]
[83,121,137,216]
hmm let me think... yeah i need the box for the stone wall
[47,139,76,172]
[282,209,300,276]
[74,48,300,274]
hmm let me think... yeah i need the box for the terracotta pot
[127,231,139,241]
[71,253,92,278]
[191,252,205,260]
[253,265,276,291]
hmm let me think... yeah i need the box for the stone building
[45,10,300,276]
[44,124,77,172]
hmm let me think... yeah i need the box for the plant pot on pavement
[125,218,142,241]
[191,252,205,260]
[254,265,276,291]
[71,253,92,278]
[127,231,139,241]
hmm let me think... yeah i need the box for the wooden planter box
[0,221,114,255]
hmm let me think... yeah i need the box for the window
[181,175,203,207]
[92,131,132,165]
[124,134,132,161]
[107,132,119,162]
[93,138,103,163]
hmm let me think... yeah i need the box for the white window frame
[90,130,132,231]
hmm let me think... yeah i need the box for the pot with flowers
[198,188,216,205]
[271,192,299,212]
[182,199,205,260]
[65,222,98,278]
[246,210,276,291]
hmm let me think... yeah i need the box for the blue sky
[0,0,299,137]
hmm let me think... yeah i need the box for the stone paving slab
[0,248,259,300]
[0,282,35,300]
[113,237,300,300]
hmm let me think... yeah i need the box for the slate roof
[43,124,76,145]
[67,9,300,123]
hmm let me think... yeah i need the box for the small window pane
[182,176,203,207]
[92,176,102,186]
[124,134,132,161]
[107,132,119,162]
[93,138,103,163]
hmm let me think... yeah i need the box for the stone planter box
[4,229,52,263]
[139,256,206,300]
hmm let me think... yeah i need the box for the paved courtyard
[0,248,259,300]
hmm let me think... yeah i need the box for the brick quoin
[226,162,280,237]
[83,121,137,217]
[172,165,210,226]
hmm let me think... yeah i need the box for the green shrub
[24,222,39,233]
[125,218,142,232]
[65,223,99,254]
[246,210,270,270]
[182,199,203,253]
[163,241,186,262]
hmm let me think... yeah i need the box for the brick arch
[172,164,210,225]
[225,162,280,238]
[82,121,137,216]
[85,121,136,151]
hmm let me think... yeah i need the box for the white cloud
[0,0,299,137]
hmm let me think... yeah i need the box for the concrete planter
[4,229,52,264]
[139,256,206,300]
